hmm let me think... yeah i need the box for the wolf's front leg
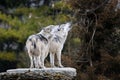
[56,51,64,68]
[50,53,56,68]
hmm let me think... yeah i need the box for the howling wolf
[49,22,72,67]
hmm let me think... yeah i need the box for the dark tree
[68,0,120,79]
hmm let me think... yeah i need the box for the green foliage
[17,52,29,68]
[54,1,72,10]
[72,38,81,44]
[0,52,16,61]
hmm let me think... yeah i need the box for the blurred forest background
[0,0,120,80]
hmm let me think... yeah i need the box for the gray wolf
[25,25,60,68]
[49,22,72,67]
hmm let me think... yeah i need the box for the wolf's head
[64,22,72,32]
[59,22,72,32]
[54,22,72,39]
[40,25,60,39]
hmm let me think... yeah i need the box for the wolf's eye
[58,28,60,31]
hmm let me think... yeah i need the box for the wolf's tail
[25,37,37,54]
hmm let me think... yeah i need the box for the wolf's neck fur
[54,32,68,45]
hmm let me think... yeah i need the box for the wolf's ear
[44,27,52,33]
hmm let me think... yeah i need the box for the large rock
[0,67,77,80]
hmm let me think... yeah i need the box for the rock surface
[0,67,77,80]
